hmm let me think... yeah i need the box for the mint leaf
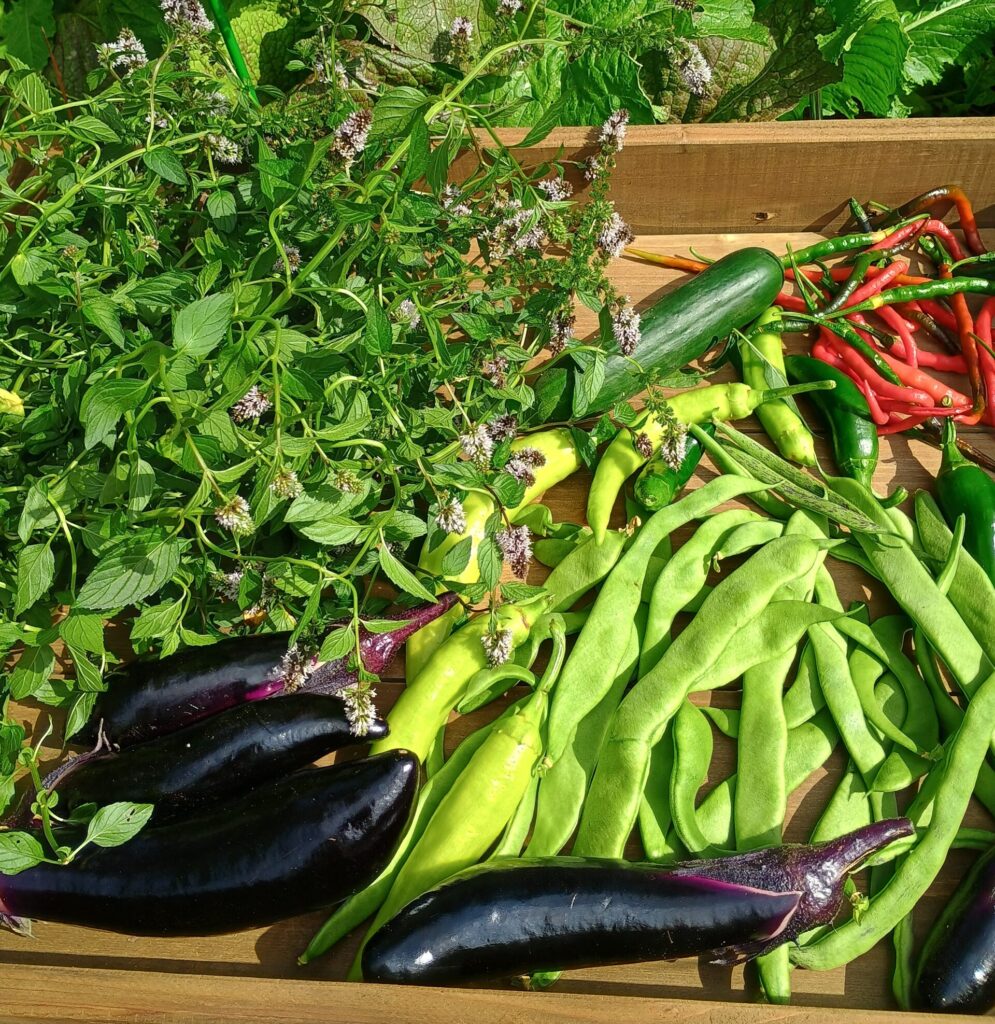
[79,378,150,450]
[59,612,105,655]
[65,645,103,692]
[9,644,55,701]
[365,299,393,355]
[0,832,45,875]
[319,626,355,662]
[77,533,183,610]
[130,600,184,642]
[143,148,188,185]
[82,296,125,346]
[441,535,474,575]
[85,802,154,848]
[206,190,238,232]
[65,691,99,741]
[70,115,120,144]
[379,545,437,602]
[173,293,234,360]
[15,543,54,615]
[369,86,428,140]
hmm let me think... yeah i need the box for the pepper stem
[758,380,835,404]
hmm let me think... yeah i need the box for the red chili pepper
[776,292,810,312]
[881,186,986,257]
[869,345,971,408]
[878,407,969,435]
[824,329,934,406]
[841,261,908,309]
[925,219,967,261]
[974,297,995,427]
[875,305,920,367]
[942,263,984,417]
[914,299,959,332]
[812,337,889,425]
[868,220,926,253]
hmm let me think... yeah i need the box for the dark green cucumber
[534,247,784,421]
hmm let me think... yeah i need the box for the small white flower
[498,0,524,12]
[214,569,243,601]
[395,298,421,329]
[660,429,689,469]
[550,312,575,355]
[331,110,373,164]
[160,0,213,34]
[95,28,148,74]
[214,496,254,535]
[673,42,712,97]
[339,681,379,736]
[278,644,315,693]
[612,300,641,357]
[598,212,635,258]
[449,16,474,44]
[330,468,361,493]
[598,109,629,153]
[207,133,242,166]
[487,414,518,443]
[436,496,467,535]
[203,90,230,116]
[583,155,602,182]
[496,524,532,579]
[536,177,573,202]
[270,470,303,500]
[481,355,508,387]
[230,385,272,423]
[460,424,494,467]
[633,432,654,460]
[481,627,513,666]
[274,245,302,276]
[505,447,546,488]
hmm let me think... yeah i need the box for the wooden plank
[2,964,986,1024]
[453,119,995,234]
[4,225,995,1018]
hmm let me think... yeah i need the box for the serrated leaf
[59,612,105,655]
[452,311,497,341]
[369,86,427,139]
[65,691,99,741]
[70,115,120,143]
[85,802,154,848]
[476,534,502,589]
[572,352,606,418]
[362,0,490,63]
[130,600,184,641]
[79,378,149,450]
[441,535,474,575]
[378,545,437,602]
[295,517,362,546]
[319,626,355,662]
[0,832,45,875]
[365,299,393,354]
[9,644,55,700]
[173,293,234,360]
[77,533,182,610]
[899,0,995,86]
[206,190,237,232]
[82,296,125,345]
[143,148,188,185]
[15,543,54,615]
[65,645,103,692]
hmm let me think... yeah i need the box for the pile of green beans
[302,422,995,1012]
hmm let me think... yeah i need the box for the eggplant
[26,695,387,825]
[362,819,912,985]
[0,751,418,937]
[79,595,457,747]
[914,845,995,1013]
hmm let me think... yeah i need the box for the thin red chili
[915,298,958,332]
[925,219,967,261]
[812,338,889,425]
[868,220,926,253]
[871,340,972,408]
[825,330,934,406]
[840,260,908,309]
[974,297,995,427]
[941,263,985,418]
[880,186,986,257]
[874,306,919,368]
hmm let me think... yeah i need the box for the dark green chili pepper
[935,418,995,585]
[633,424,714,511]
[848,198,872,233]
[784,354,878,489]
[824,252,875,314]
[821,317,904,386]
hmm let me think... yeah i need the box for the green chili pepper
[371,597,549,763]
[784,354,878,490]
[633,424,714,511]
[586,380,832,543]
[408,429,582,680]
[738,307,816,466]
[935,418,995,586]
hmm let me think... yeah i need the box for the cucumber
[534,247,784,421]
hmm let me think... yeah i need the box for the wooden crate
[5,118,995,1023]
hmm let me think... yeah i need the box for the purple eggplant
[362,819,912,985]
[0,751,418,937]
[22,695,387,826]
[79,595,457,747]
[914,845,995,1014]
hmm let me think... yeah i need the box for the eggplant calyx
[0,907,32,937]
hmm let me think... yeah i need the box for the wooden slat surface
[454,119,995,235]
[5,226,995,1021]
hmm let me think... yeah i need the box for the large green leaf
[693,0,769,42]
[0,0,56,69]
[898,0,995,85]
[361,0,492,62]
[706,0,842,120]
[559,48,655,125]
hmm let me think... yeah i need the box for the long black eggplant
[0,751,418,937]
[914,845,995,1014]
[24,695,387,825]
[362,819,911,985]
[79,595,457,747]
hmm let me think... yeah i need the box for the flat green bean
[638,724,676,861]
[641,508,759,677]
[783,643,824,729]
[575,536,831,858]
[702,704,740,739]
[892,913,915,1011]
[711,519,785,561]
[527,612,643,857]
[811,762,872,843]
[546,476,771,764]
[543,529,627,612]
[670,699,720,855]
[792,665,995,970]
